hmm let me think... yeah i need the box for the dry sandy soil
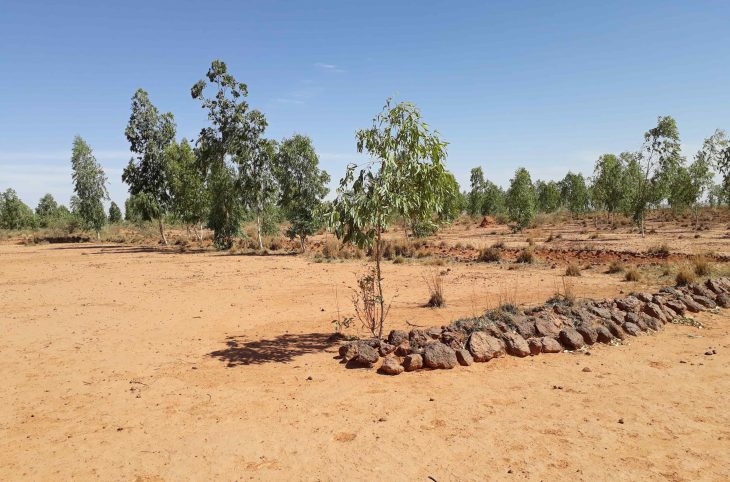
[1,227,729,480]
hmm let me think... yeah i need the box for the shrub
[526,237,535,246]
[478,246,501,262]
[692,255,712,276]
[675,267,696,286]
[624,268,641,282]
[516,249,534,264]
[565,263,581,276]
[424,271,445,308]
[392,255,405,264]
[647,244,670,257]
[491,240,506,249]
[607,260,625,273]
[322,238,341,259]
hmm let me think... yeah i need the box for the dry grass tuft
[675,266,697,286]
[692,255,712,277]
[478,246,501,263]
[515,249,535,264]
[607,260,625,274]
[565,263,581,277]
[423,271,446,308]
[624,268,641,282]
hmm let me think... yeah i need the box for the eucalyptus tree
[467,167,485,216]
[192,60,267,249]
[71,136,108,238]
[535,180,561,213]
[108,202,123,224]
[240,135,278,249]
[559,172,590,216]
[591,154,625,221]
[275,134,330,251]
[35,193,59,227]
[0,188,35,229]
[122,88,176,245]
[506,167,537,229]
[631,116,682,236]
[166,139,209,240]
[330,99,451,339]
[699,129,729,204]
[669,134,719,226]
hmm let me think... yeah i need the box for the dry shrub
[265,236,283,251]
[352,267,391,338]
[322,238,341,259]
[516,248,534,264]
[423,271,445,308]
[675,266,696,286]
[624,268,641,282]
[382,238,415,259]
[392,255,405,264]
[478,246,501,263]
[692,255,712,276]
[607,260,625,273]
[550,276,577,306]
[589,233,600,240]
[526,237,535,247]
[491,240,506,249]
[565,263,581,276]
[647,243,670,257]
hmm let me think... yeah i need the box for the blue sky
[1,0,729,209]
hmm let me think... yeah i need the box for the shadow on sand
[207,332,339,367]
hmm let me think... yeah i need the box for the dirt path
[1,243,728,481]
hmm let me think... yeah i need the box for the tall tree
[122,89,176,245]
[631,116,682,236]
[669,135,718,226]
[535,180,561,213]
[275,134,330,251]
[166,139,209,240]
[506,168,537,229]
[36,193,59,227]
[239,135,278,249]
[591,154,625,220]
[71,136,108,238]
[467,167,485,216]
[330,99,451,339]
[559,172,590,216]
[192,60,267,249]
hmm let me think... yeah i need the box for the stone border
[337,278,730,375]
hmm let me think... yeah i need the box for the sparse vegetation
[607,260,625,273]
[516,248,535,264]
[565,263,581,276]
[478,246,501,263]
[675,266,697,286]
[625,268,641,282]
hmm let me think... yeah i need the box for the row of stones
[338,277,730,375]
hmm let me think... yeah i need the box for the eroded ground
[1,231,729,480]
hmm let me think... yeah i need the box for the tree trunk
[375,227,385,340]
[158,217,169,246]
[300,235,306,253]
[640,216,645,238]
[256,208,263,250]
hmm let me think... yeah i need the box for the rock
[616,296,642,313]
[440,331,466,350]
[716,293,730,308]
[340,342,360,361]
[587,305,611,320]
[575,324,598,345]
[455,349,474,366]
[692,295,716,309]
[378,342,396,356]
[623,322,641,336]
[582,366,592,372]
[640,313,662,331]
[388,330,409,346]
[512,316,536,338]
[689,284,715,299]
[502,332,531,357]
[527,338,542,355]
[706,278,729,295]
[633,316,649,332]
[559,327,585,350]
[534,316,561,337]
[541,337,563,353]
[378,357,404,375]
[625,312,640,324]
[681,296,704,312]
[642,302,667,323]
[409,329,430,349]
[610,310,626,324]
[660,286,682,296]
[664,299,686,315]
[394,341,412,356]
[466,332,505,362]
[426,327,443,339]
[603,320,626,340]
[595,325,613,344]
[353,344,379,366]
[635,292,653,303]
[423,343,458,369]
[403,353,423,371]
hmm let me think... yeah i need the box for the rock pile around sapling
[338,277,730,375]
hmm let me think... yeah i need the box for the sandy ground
[1,241,729,481]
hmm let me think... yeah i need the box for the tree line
[465,117,730,234]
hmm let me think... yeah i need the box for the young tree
[71,136,108,238]
[592,154,625,221]
[239,135,278,249]
[559,172,590,216]
[0,188,35,229]
[481,180,506,216]
[700,129,730,204]
[506,167,537,229]
[669,133,720,226]
[330,99,451,339]
[122,88,176,245]
[535,180,561,213]
[108,202,123,224]
[35,193,59,227]
[467,167,485,216]
[166,139,209,240]
[275,134,330,251]
[192,60,267,249]
[631,116,682,236]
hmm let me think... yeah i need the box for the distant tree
[700,129,730,205]
[591,154,625,221]
[108,202,123,224]
[559,172,590,216]
[71,136,108,238]
[35,193,59,227]
[481,180,506,216]
[0,188,36,229]
[192,59,267,249]
[467,167,485,216]
[122,88,176,245]
[506,167,537,229]
[669,134,719,226]
[437,173,464,223]
[166,139,209,240]
[535,180,561,213]
[275,134,330,251]
[631,116,682,235]
[240,136,279,249]
[330,99,451,339]
[708,183,728,207]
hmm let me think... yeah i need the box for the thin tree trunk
[300,235,306,253]
[375,226,385,340]
[256,208,263,250]
[158,217,169,246]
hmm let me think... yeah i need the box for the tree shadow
[50,244,208,255]
[207,332,339,367]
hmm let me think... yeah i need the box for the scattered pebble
[582,367,592,372]
[618,418,624,424]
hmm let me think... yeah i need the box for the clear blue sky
[1,0,729,209]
